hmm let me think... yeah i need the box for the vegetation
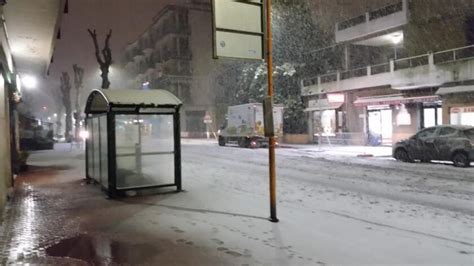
[87,29,113,89]
[215,0,333,134]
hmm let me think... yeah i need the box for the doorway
[368,108,392,145]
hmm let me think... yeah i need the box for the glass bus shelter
[84,89,182,197]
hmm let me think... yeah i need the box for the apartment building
[123,1,219,137]
[302,0,474,144]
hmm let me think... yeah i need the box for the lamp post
[391,33,403,59]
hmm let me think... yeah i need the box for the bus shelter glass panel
[92,117,101,182]
[86,118,93,178]
[99,116,108,188]
[115,114,175,189]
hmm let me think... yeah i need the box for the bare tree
[87,29,112,89]
[72,64,84,141]
[60,72,73,142]
[49,86,64,138]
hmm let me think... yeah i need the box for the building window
[186,111,206,133]
[450,106,474,126]
[423,106,442,128]
[313,110,336,135]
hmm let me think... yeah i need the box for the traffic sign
[203,114,212,124]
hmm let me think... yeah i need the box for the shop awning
[304,99,343,112]
[436,85,474,95]
[391,84,441,90]
[353,94,439,107]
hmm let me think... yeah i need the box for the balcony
[301,45,474,96]
[335,0,408,44]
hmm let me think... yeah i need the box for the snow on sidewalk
[0,143,471,265]
[182,138,393,158]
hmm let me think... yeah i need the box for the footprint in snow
[225,250,242,257]
[211,238,224,245]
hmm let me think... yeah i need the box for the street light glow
[16,74,22,93]
[11,45,24,54]
[390,32,403,45]
[21,75,38,89]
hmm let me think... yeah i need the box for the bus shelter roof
[85,89,182,113]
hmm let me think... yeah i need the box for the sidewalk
[184,138,393,158]
[282,144,393,158]
[0,143,470,265]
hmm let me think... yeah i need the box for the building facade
[302,0,474,145]
[0,0,64,209]
[123,1,220,137]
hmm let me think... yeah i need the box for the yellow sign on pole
[212,0,278,223]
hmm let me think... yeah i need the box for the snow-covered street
[178,139,474,264]
[0,141,472,265]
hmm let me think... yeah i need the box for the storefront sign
[450,106,474,126]
[327,93,345,103]
[451,106,474,113]
[396,104,411,125]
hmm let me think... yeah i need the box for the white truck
[218,103,284,148]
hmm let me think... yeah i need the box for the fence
[313,132,368,146]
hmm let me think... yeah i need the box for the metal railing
[338,14,366,31]
[320,73,337,84]
[370,62,390,75]
[433,45,474,64]
[313,132,369,146]
[337,1,403,31]
[369,1,403,20]
[340,67,368,80]
[394,54,429,70]
[301,44,474,89]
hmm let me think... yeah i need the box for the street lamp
[21,75,38,89]
[390,32,403,59]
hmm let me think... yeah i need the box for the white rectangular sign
[214,1,262,33]
[215,31,262,60]
[212,0,264,60]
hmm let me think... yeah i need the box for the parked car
[393,125,474,167]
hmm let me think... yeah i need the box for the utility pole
[266,0,278,223]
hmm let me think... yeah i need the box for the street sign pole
[266,0,278,223]
[211,0,277,222]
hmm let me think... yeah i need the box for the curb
[356,153,374,158]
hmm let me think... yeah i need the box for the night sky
[35,0,174,116]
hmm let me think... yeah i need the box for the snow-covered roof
[304,98,343,112]
[85,89,182,113]
[436,85,474,95]
[353,94,439,106]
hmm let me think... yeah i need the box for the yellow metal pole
[266,0,278,223]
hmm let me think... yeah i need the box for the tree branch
[87,28,104,65]
[104,29,113,64]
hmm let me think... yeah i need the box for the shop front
[422,103,443,128]
[437,85,474,126]
[450,106,474,126]
[354,94,439,144]
[367,105,392,145]
[304,97,344,143]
